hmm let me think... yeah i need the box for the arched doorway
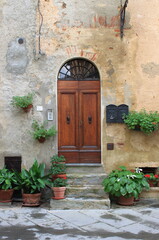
[58,58,101,163]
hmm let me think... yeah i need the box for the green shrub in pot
[102,166,149,199]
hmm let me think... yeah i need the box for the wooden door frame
[57,58,101,164]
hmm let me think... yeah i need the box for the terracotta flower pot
[117,196,134,206]
[52,187,66,200]
[0,189,14,203]
[52,174,67,181]
[38,137,46,143]
[22,193,41,206]
[22,104,33,113]
[148,180,156,187]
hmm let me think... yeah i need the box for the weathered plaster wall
[104,0,159,172]
[0,0,159,172]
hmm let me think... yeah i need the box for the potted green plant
[15,160,50,206]
[0,167,17,203]
[31,120,57,143]
[50,163,67,180]
[123,110,159,134]
[11,93,34,112]
[50,154,66,164]
[102,166,150,206]
[51,178,67,200]
[144,173,159,187]
[50,155,67,180]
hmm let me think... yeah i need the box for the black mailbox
[106,104,129,123]
[118,104,129,123]
[106,105,118,123]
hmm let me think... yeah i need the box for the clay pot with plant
[144,173,159,187]
[0,167,18,203]
[11,93,34,112]
[102,166,150,206]
[50,155,67,180]
[51,178,67,200]
[31,120,57,143]
[14,160,50,206]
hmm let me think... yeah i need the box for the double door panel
[58,81,101,163]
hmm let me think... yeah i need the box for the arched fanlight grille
[58,59,100,81]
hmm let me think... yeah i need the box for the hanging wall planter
[123,110,159,134]
[31,120,57,143]
[11,93,34,113]
[22,104,33,113]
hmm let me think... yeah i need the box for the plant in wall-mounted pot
[0,167,17,203]
[14,160,50,206]
[102,166,149,206]
[31,120,57,143]
[11,93,34,112]
[51,178,67,200]
[123,110,159,134]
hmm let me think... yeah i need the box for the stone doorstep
[66,185,106,198]
[67,173,106,186]
[141,187,159,199]
[0,202,12,206]
[50,197,110,210]
[66,165,106,174]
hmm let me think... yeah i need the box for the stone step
[67,173,106,186]
[66,185,106,198]
[66,165,106,174]
[50,197,110,210]
[141,187,159,199]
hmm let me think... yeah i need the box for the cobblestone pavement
[0,199,159,240]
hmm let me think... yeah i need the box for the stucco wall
[0,0,159,172]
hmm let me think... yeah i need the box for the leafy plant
[50,154,66,164]
[0,167,17,190]
[144,173,159,184]
[14,160,50,194]
[51,178,67,187]
[102,166,149,199]
[11,93,33,108]
[123,110,159,134]
[50,162,66,175]
[31,120,57,140]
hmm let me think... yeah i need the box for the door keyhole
[66,116,70,124]
[88,116,92,124]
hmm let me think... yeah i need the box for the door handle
[66,116,70,124]
[88,116,92,124]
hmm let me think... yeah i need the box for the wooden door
[58,80,101,163]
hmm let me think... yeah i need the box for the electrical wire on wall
[120,0,128,39]
[37,0,44,55]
